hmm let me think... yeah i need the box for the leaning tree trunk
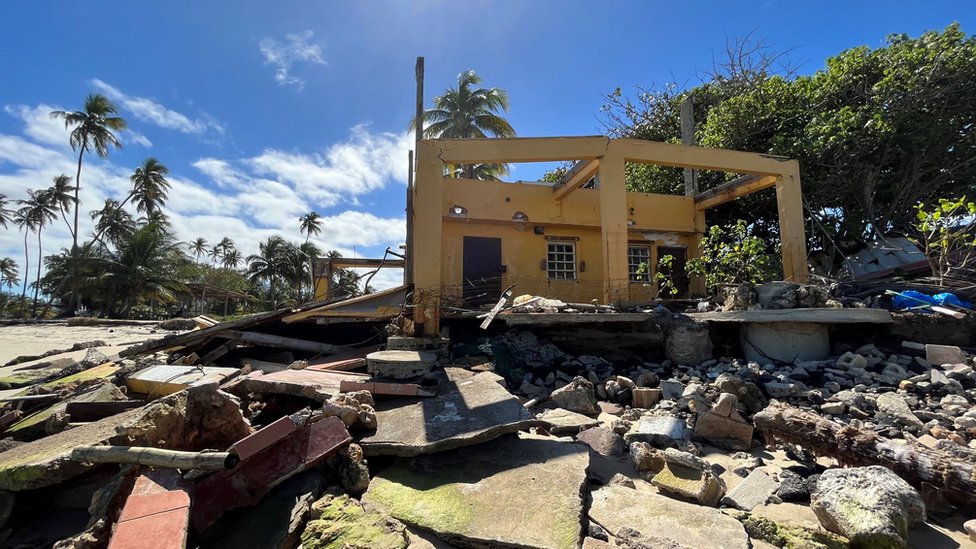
[754,402,976,508]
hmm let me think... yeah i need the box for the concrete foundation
[740,322,829,363]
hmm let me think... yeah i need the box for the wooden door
[656,246,689,297]
[462,236,503,307]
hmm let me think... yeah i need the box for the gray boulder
[550,376,598,415]
[811,466,925,549]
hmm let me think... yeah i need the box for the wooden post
[72,445,238,471]
[598,150,629,304]
[775,161,808,283]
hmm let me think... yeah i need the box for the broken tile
[364,433,587,549]
[359,368,533,457]
[108,470,191,549]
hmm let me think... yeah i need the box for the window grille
[547,242,577,280]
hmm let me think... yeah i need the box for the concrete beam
[611,139,793,175]
[432,136,610,164]
[694,174,778,210]
[553,159,600,201]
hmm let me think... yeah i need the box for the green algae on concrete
[6,382,126,441]
[363,433,588,549]
[732,512,849,549]
[301,493,409,549]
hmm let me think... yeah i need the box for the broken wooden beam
[338,379,435,397]
[72,445,238,471]
[64,400,145,422]
[479,285,515,330]
[222,330,350,355]
[753,402,976,507]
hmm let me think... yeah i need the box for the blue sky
[1,1,974,290]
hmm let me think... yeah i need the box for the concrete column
[413,141,444,335]
[598,149,629,304]
[775,161,808,283]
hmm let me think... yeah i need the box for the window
[547,242,577,280]
[628,245,651,282]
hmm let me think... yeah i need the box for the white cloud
[4,104,69,148]
[90,79,225,137]
[125,130,153,148]
[259,30,326,90]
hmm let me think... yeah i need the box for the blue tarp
[891,290,972,310]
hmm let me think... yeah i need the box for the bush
[686,220,779,293]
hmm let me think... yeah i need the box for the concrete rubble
[1,290,975,547]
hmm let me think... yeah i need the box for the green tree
[47,174,77,237]
[247,235,292,309]
[222,248,242,269]
[412,70,516,180]
[685,220,779,293]
[13,205,36,316]
[299,212,323,244]
[90,199,135,248]
[19,189,58,316]
[0,193,14,229]
[128,158,171,216]
[189,237,208,263]
[0,258,18,290]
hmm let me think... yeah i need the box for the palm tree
[50,95,126,255]
[189,237,208,263]
[0,194,14,229]
[412,70,516,180]
[299,212,323,244]
[19,190,58,316]
[247,236,291,309]
[0,258,18,290]
[13,207,36,317]
[47,174,76,237]
[128,158,171,216]
[222,249,242,269]
[293,241,322,302]
[91,199,135,248]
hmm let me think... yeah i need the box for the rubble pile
[0,306,973,549]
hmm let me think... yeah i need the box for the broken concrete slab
[0,385,249,491]
[0,357,80,388]
[925,343,964,366]
[6,381,127,441]
[589,485,750,549]
[537,407,600,435]
[125,365,240,396]
[651,460,725,507]
[191,416,351,531]
[722,468,779,511]
[301,492,410,549]
[364,433,588,549]
[366,350,436,379]
[576,426,625,457]
[358,368,534,457]
[624,414,687,447]
[694,394,753,451]
[229,369,370,402]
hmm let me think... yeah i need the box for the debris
[722,468,779,511]
[624,414,687,448]
[322,391,377,429]
[125,365,240,396]
[875,392,924,431]
[191,415,352,531]
[230,368,370,402]
[651,448,726,506]
[925,343,965,366]
[811,466,925,549]
[366,350,436,379]
[305,344,381,372]
[359,369,533,456]
[364,433,588,549]
[576,426,625,457]
[63,400,145,422]
[694,393,753,450]
[589,485,750,549]
[631,387,661,408]
[537,407,601,435]
[107,470,191,549]
[478,285,514,329]
[301,492,409,549]
[629,442,665,475]
[71,445,237,471]
[550,376,598,415]
[338,379,435,397]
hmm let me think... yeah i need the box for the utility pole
[405,57,423,287]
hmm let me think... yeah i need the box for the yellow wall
[439,178,703,303]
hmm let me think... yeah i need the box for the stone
[722,469,779,511]
[322,391,376,429]
[624,414,687,447]
[0,385,249,491]
[764,381,797,399]
[665,323,713,366]
[820,401,845,415]
[331,444,370,496]
[775,470,814,503]
[651,450,725,506]
[811,466,925,549]
[577,426,625,457]
[694,394,753,451]
[632,388,661,408]
[79,347,110,368]
[836,352,868,370]
[302,492,409,549]
[366,350,436,379]
[965,519,976,543]
[364,433,588,549]
[550,376,598,415]
[359,369,533,456]
[875,392,923,430]
[589,485,750,549]
[925,344,965,366]
[608,473,635,489]
[939,394,970,416]
[723,283,758,311]
[537,408,600,435]
[629,442,665,474]
[198,470,322,549]
[756,281,800,309]
[660,379,686,401]
[159,318,198,331]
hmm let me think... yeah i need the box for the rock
[607,473,635,489]
[731,454,763,477]
[836,352,868,370]
[589,485,750,549]
[736,513,849,549]
[79,347,109,368]
[629,442,665,474]
[550,376,598,415]
[199,470,322,549]
[940,394,970,416]
[577,426,625,457]
[359,369,533,457]
[875,392,923,430]
[332,444,370,496]
[520,380,550,399]
[764,382,798,399]
[322,391,376,429]
[775,470,815,503]
[722,469,778,511]
[665,323,713,366]
[694,393,753,450]
[820,401,845,415]
[364,433,588,549]
[652,449,726,506]
[302,492,409,549]
[756,281,800,309]
[723,283,758,311]
[624,414,687,448]
[537,408,600,435]
[366,350,436,379]
[660,379,686,400]
[925,344,965,366]
[811,466,925,548]
[159,318,198,331]
[965,519,976,543]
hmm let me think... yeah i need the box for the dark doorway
[656,246,689,297]
[462,236,503,307]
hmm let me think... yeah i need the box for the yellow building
[410,136,808,335]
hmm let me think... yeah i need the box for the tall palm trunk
[66,144,86,315]
[32,228,43,317]
[20,231,29,318]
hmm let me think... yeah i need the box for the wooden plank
[479,286,514,330]
[72,446,237,471]
[223,331,349,355]
[687,308,893,324]
[306,345,381,372]
[126,365,241,396]
[553,159,600,200]
[338,379,435,397]
[693,174,777,210]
